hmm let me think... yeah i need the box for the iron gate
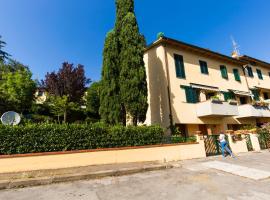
[258,132,270,150]
[204,135,230,156]
[245,134,253,151]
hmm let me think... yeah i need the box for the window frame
[233,68,241,82]
[174,54,186,79]
[220,65,228,79]
[256,69,263,80]
[199,60,209,75]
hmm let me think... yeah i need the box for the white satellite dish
[1,111,21,126]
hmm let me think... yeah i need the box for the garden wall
[0,136,206,174]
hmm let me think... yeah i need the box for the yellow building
[144,36,270,136]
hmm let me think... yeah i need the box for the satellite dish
[1,111,21,126]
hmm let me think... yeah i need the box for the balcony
[196,100,239,117]
[237,104,270,118]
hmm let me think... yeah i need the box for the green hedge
[170,135,197,143]
[0,124,164,155]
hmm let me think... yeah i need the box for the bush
[0,124,164,155]
[170,135,197,143]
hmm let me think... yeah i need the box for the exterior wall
[144,39,270,135]
[144,45,171,129]
[249,133,261,151]
[245,64,270,91]
[165,46,249,125]
[227,134,248,154]
[0,140,206,173]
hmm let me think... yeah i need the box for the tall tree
[100,31,121,124]
[0,36,10,62]
[119,12,148,125]
[100,0,148,126]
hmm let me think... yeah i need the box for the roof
[239,55,270,68]
[145,36,245,65]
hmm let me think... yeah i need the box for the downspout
[163,42,174,135]
[242,64,253,100]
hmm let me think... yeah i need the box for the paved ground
[0,151,270,200]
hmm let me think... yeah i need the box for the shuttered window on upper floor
[174,54,186,79]
[222,91,235,101]
[199,60,209,75]
[233,68,241,82]
[256,69,263,80]
[251,89,260,101]
[246,66,254,77]
[180,85,198,103]
[220,65,228,79]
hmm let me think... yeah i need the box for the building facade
[144,37,270,136]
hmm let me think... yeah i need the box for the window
[257,69,263,80]
[251,89,260,101]
[220,65,228,79]
[246,66,254,77]
[223,92,235,101]
[239,97,247,105]
[174,54,186,78]
[268,72,270,77]
[233,68,241,81]
[199,60,209,74]
[181,85,198,103]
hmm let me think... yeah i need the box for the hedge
[0,123,164,155]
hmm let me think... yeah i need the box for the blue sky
[0,0,270,82]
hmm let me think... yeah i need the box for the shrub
[0,124,164,155]
[170,135,197,143]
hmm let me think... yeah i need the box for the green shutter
[181,85,198,103]
[233,69,241,81]
[174,54,185,78]
[247,66,254,77]
[251,89,260,101]
[256,69,263,80]
[220,65,228,79]
[199,60,208,74]
[222,91,235,101]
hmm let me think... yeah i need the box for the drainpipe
[163,43,174,135]
[242,64,253,100]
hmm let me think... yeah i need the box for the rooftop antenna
[231,36,241,58]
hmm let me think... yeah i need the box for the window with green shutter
[256,69,263,80]
[174,54,186,78]
[220,65,228,79]
[251,89,260,101]
[233,68,241,81]
[181,85,198,103]
[246,66,254,77]
[199,60,209,74]
[222,92,235,101]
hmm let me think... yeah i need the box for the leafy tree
[48,95,77,123]
[44,62,90,122]
[119,12,148,125]
[0,36,10,62]
[0,64,36,113]
[44,62,90,103]
[100,31,122,124]
[85,81,101,120]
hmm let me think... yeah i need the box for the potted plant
[211,95,222,103]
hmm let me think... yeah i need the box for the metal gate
[245,134,253,151]
[204,135,231,156]
[258,132,270,150]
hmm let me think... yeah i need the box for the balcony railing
[237,104,270,118]
[196,99,239,117]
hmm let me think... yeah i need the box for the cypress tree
[100,0,148,126]
[99,31,121,124]
[119,12,148,126]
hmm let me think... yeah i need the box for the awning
[229,89,253,97]
[254,86,270,91]
[190,83,220,92]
